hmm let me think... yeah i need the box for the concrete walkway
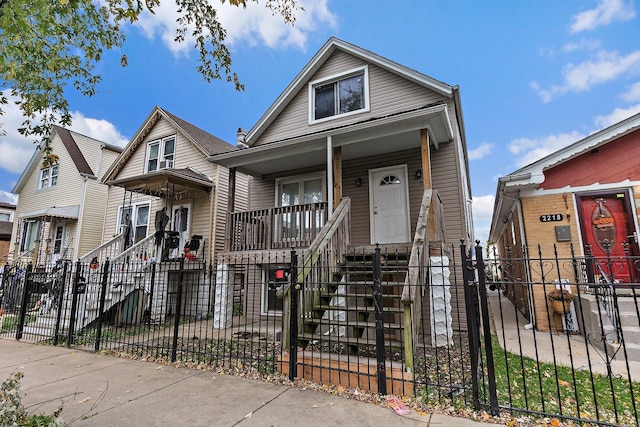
[0,339,499,426]
[488,291,640,381]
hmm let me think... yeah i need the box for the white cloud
[0,191,18,204]
[563,38,601,52]
[0,90,129,179]
[134,0,337,57]
[571,0,635,33]
[468,142,494,160]
[594,103,640,127]
[532,50,640,102]
[472,194,495,244]
[68,111,129,148]
[622,81,640,102]
[509,131,585,167]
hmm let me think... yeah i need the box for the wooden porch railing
[281,198,351,348]
[229,202,329,251]
[401,189,444,371]
[79,233,127,264]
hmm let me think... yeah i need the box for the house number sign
[540,214,563,222]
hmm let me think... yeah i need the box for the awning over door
[20,205,80,220]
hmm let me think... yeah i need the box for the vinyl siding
[254,50,445,145]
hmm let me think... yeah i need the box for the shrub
[0,372,64,427]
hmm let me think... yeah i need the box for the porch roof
[106,168,214,197]
[209,103,453,177]
[20,205,80,220]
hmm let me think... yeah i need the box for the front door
[577,191,639,283]
[369,165,411,244]
[51,221,67,262]
[170,203,191,257]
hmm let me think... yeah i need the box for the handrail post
[94,259,111,352]
[288,249,299,381]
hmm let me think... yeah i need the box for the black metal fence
[1,243,638,426]
[475,242,640,426]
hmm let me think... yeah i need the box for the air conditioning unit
[159,159,174,169]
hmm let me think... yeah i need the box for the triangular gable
[502,112,640,188]
[245,37,454,145]
[102,106,236,183]
[12,126,106,193]
[540,127,640,189]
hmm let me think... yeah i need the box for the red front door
[578,193,638,283]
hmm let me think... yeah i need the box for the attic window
[146,136,176,173]
[38,165,59,189]
[309,66,369,123]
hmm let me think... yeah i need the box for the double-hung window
[20,220,40,252]
[38,165,59,189]
[117,202,151,244]
[146,136,176,173]
[309,66,369,123]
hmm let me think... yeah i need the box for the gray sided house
[211,38,473,354]
[10,126,122,265]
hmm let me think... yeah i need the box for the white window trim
[145,135,176,173]
[308,65,370,125]
[274,172,326,206]
[37,164,59,190]
[116,201,152,238]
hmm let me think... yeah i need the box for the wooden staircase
[298,250,409,354]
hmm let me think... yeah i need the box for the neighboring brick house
[489,112,640,332]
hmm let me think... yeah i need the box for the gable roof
[12,126,118,194]
[102,106,236,182]
[489,111,640,242]
[245,37,454,145]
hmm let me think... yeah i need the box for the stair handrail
[281,197,351,347]
[400,188,433,372]
[110,233,159,264]
[79,232,126,264]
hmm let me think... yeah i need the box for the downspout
[516,197,535,330]
[326,136,333,217]
[74,176,89,260]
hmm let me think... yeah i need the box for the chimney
[236,128,248,148]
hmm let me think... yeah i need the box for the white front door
[51,221,67,262]
[170,203,191,257]
[369,165,411,244]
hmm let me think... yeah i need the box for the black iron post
[288,249,299,382]
[171,258,185,363]
[94,259,110,352]
[147,261,157,326]
[16,263,33,340]
[373,245,387,395]
[461,241,480,409]
[53,261,69,346]
[475,243,499,415]
[67,261,83,347]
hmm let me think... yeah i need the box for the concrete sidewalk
[0,339,499,426]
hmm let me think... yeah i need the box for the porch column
[225,167,236,251]
[326,136,334,216]
[421,129,432,190]
[332,146,342,211]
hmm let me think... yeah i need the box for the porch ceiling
[211,104,453,177]
[107,168,214,197]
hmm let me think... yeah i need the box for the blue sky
[1,0,640,244]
